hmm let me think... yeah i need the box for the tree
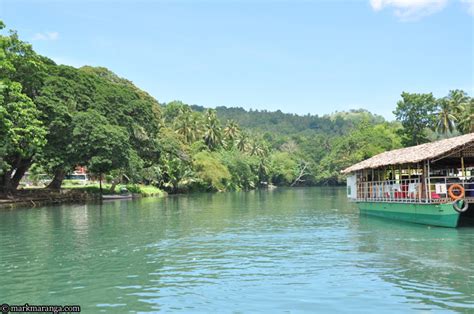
[236,132,249,152]
[248,137,267,158]
[393,92,437,146]
[0,82,47,193]
[435,90,470,134]
[203,109,223,150]
[0,24,52,100]
[193,151,230,191]
[435,98,458,134]
[28,64,162,190]
[269,152,299,185]
[223,120,240,147]
[456,98,473,134]
[71,110,131,185]
[34,65,96,189]
[314,121,401,184]
[175,110,202,143]
[218,149,259,190]
[153,127,195,193]
[0,20,49,192]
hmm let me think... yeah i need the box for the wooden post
[423,160,428,203]
[427,160,431,203]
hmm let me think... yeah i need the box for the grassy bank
[0,183,166,209]
[61,183,167,197]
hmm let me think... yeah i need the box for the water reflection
[356,216,474,312]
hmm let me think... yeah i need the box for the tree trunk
[110,180,118,193]
[0,170,13,196]
[109,174,124,193]
[47,168,66,190]
[99,173,103,195]
[10,158,32,191]
[291,162,308,187]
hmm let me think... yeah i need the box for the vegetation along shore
[1,20,472,206]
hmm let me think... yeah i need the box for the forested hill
[164,100,404,185]
[190,105,386,135]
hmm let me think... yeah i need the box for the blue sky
[1,0,473,119]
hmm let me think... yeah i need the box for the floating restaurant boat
[342,133,474,227]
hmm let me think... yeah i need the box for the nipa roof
[341,133,474,174]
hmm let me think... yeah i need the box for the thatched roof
[342,133,474,174]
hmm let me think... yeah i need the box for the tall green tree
[0,82,46,193]
[71,110,131,179]
[0,20,50,192]
[393,92,437,146]
[34,65,96,189]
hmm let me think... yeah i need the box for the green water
[0,187,473,313]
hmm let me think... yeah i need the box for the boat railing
[357,178,422,203]
[427,176,474,204]
[356,177,474,204]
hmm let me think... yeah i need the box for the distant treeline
[1,20,472,194]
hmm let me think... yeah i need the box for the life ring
[448,184,464,201]
[453,199,469,213]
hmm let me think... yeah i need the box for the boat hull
[102,194,133,200]
[357,201,460,228]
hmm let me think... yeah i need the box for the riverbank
[0,184,166,209]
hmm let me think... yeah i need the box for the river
[0,187,472,313]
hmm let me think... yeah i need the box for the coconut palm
[175,112,193,142]
[435,98,458,134]
[436,90,471,134]
[236,132,249,152]
[175,110,203,143]
[223,120,240,142]
[249,138,268,158]
[456,99,474,134]
[203,109,223,150]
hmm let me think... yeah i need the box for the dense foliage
[0,21,472,194]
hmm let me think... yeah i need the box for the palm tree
[456,99,474,134]
[175,110,202,143]
[435,90,471,134]
[236,132,249,152]
[249,138,268,158]
[175,112,194,142]
[435,98,458,134]
[203,109,223,150]
[223,120,240,142]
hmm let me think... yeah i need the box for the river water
[0,187,473,313]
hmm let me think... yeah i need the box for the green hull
[357,202,460,228]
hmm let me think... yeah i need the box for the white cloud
[460,0,474,15]
[369,0,449,20]
[32,31,59,41]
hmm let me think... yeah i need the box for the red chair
[431,192,441,199]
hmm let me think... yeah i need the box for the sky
[0,0,473,119]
